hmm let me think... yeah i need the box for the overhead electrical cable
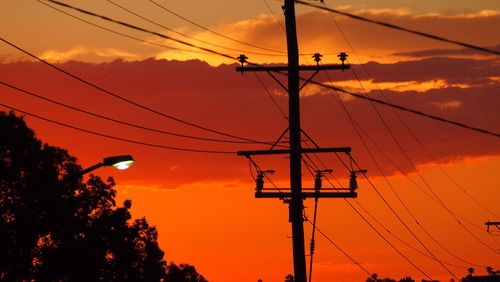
[263,0,285,31]
[41,0,500,138]
[0,80,260,144]
[34,0,212,56]
[148,0,286,54]
[343,64,497,259]
[303,215,372,276]
[0,103,234,154]
[302,146,470,270]
[253,73,288,120]
[255,169,373,276]
[303,125,460,279]
[321,70,488,267]
[105,0,282,57]
[295,0,500,56]
[341,64,499,256]
[0,37,271,145]
[300,155,435,278]
[319,6,498,222]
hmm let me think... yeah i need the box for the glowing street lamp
[80,155,135,175]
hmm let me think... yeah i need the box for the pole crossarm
[485,221,500,232]
[255,191,357,198]
[237,147,351,156]
[236,64,350,72]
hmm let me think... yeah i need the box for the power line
[322,70,489,267]
[148,0,286,54]
[296,0,500,56]
[0,80,260,144]
[300,157,434,279]
[0,103,235,154]
[304,148,472,271]
[42,0,500,138]
[303,216,372,276]
[262,0,285,31]
[321,5,499,220]
[105,0,283,57]
[302,123,460,279]
[253,73,288,120]
[344,64,494,262]
[34,0,215,56]
[0,37,270,145]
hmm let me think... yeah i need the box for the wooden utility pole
[236,1,360,281]
[283,1,307,281]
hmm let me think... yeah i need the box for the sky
[1,0,499,281]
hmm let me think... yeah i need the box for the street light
[80,155,135,175]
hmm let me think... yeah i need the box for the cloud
[147,7,500,66]
[0,57,498,187]
[392,44,500,58]
[39,45,139,63]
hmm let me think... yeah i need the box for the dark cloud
[0,57,498,187]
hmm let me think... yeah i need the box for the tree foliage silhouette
[0,111,206,281]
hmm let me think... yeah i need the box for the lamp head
[103,155,135,170]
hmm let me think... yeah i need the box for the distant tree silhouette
[468,267,475,276]
[366,273,397,282]
[285,274,295,282]
[398,277,415,282]
[486,266,493,276]
[0,111,205,281]
[165,263,207,282]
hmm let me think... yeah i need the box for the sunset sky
[1,0,499,281]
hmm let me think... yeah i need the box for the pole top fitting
[237,54,248,74]
[338,52,348,66]
[238,54,248,65]
[313,53,323,65]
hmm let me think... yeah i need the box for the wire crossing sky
[21,0,500,139]
[1,0,498,281]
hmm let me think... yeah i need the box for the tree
[0,111,205,281]
[285,274,295,282]
[486,266,493,276]
[467,267,475,276]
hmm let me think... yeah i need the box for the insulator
[314,176,322,190]
[256,172,264,191]
[349,171,357,191]
[309,239,316,254]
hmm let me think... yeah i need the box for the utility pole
[284,1,307,281]
[236,1,362,281]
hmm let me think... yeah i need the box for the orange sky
[1,0,499,281]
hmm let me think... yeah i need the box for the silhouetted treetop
[0,111,206,281]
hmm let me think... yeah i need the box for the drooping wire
[253,73,289,120]
[303,125,460,279]
[105,0,283,57]
[0,103,234,154]
[0,37,269,145]
[296,0,500,56]
[148,0,286,54]
[38,1,500,138]
[34,0,214,56]
[0,80,259,144]
[343,64,499,256]
[300,145,435,279]
[303,214,372,276]
[350,199,471,269]
[322,70,489,267]
[320,6,498,220]
[340,63,497,255]
[263,0,286,31]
